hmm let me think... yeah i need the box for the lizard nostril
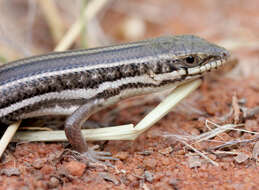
[222,51,230,58]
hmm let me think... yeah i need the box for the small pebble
[144,171,154,182]
[48,176,60,188]
[0,168,20,176]
[188,155,202,168]
[64,161,86,177]
[245,120,258,131]
[41,165,54,175]
[32,159,45,169]
[99,172,119,185]
[143,158,157,169]
[161,157,170,165]
[169,178,178,188]
[234,153,249,163]
[158,147,173,155]
[115,151,129,160]
[127,174,137,183]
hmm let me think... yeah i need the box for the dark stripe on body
[0,60,179,109]
[0,79,183,124]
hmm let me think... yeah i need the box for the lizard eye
[183,55,200,67]
[185,56,195,64]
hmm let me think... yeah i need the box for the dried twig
[193,120,243,143]
[180,140,219,166]
[232,94,241,124]
[208,135,259,151]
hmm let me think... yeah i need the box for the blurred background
[0,0,258,78]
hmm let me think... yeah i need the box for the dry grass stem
[135,80,202,132]
[212,150,239,155]
[194,120,243,143]
[80,0,88,48]
[208,136,259,151]
[55,0,109,51]
[0,121,21,157]
[38,0,65,43]
[19,126,53,131]
[180,140,219,166]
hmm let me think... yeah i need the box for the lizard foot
[82,145,118,163]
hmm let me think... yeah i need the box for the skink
[0,35,230,162]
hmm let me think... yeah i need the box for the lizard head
[147,35,230,81]
[168,35,230,75]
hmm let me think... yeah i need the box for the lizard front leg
[65,98,115,162]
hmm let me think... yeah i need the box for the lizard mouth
[152,56,229,85]
[186,57,228,76]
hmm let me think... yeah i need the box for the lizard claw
[83,145,118,163]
